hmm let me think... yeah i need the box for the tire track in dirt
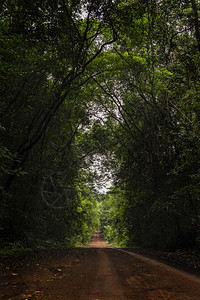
[88,249,125,300]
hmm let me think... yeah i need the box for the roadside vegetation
[1,0,200,253]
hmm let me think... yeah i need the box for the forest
[0,0,200,252]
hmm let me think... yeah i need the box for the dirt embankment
[1,232,200,299]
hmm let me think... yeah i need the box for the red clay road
[1,232,200,299]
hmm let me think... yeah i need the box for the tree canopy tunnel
[1,0,200,250]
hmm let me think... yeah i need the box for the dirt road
[1,232,200,299]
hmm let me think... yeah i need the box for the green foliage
[0,0,114,250]
[99,189,130,247]
[1,0,200,252]
[89,0,200,250]
[0,241,32,256]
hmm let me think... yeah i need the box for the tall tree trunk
[191,0,200,52]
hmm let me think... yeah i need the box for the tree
[87,0,200,249]
[1,0,200,250]
[0,0,116,248]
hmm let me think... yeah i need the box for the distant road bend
[1,231,200,299]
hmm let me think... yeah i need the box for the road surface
[1,232,200,299]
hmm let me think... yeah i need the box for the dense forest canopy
[0,0,200,250]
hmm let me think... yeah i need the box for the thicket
[1,0,200,251]
[0,0,109,249]
[92,0,200,250]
